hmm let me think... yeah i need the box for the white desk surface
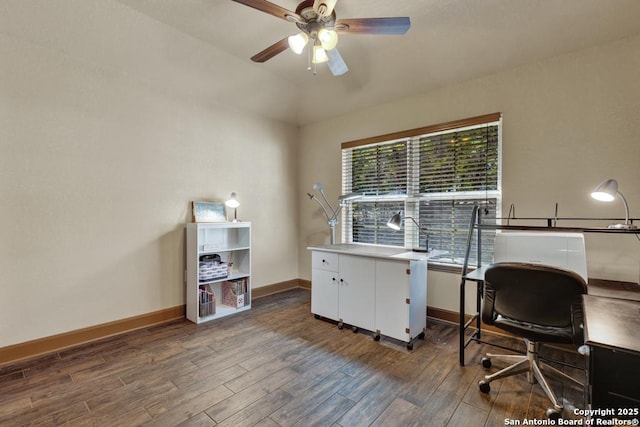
[307,243,447,261]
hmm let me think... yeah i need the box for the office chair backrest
[483,262,587,329]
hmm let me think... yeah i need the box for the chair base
[478,339,584,416]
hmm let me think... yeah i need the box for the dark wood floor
[0,289,585,426]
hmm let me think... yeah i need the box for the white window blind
[343,139,408,196]
[342,139,407,246]
[417,125,499,194]
[341,114,501,266]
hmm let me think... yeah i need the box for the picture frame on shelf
[192,201,226,223]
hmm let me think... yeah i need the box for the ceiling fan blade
[335,17,411,35]
[327,48,348,76]
[313,0,337,18]
[251,37,289,62]
[231,0,302,23]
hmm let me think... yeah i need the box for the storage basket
[199,254,228,282]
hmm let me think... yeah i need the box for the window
[341,113,501,266]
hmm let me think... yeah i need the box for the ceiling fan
[231,0,411,76]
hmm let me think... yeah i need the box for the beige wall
[0,1,299,347]
[299,35,640,313]
[2,1,639,350]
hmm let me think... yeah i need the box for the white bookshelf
[186,222,251,324]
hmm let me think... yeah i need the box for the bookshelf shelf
[186,222,251,324]
[197,272,250,286]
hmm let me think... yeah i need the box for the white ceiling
[115,0,640,126]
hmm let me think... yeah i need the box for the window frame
[341,113,502,267]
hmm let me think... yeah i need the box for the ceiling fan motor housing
[295,0,336,39]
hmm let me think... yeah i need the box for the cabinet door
[338,255,375,330]
[407,260,427,338]
[375,260,411,341]
[311,269,339,320]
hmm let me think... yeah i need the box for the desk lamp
[225,192,240,222]
[590,179,637,229]
[386,211,429,252]
[307,182,363,244]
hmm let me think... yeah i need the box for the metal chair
[478,262,587,419]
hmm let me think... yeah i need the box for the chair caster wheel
[546,408,561,421]
[352,326,359,333]
[478,380,491,393]
[373,334,380,341]
[481,357,492,369]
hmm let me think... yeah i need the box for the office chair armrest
[571,302,585,345]
[481,286,497,325]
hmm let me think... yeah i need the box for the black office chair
[478,262,587,418]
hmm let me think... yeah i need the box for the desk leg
[460,277,467,366]
[476,281,483,341]
[459,278,484,366]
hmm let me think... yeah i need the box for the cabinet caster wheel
[481,357,492,369]
[338,322,344,330]
[406,342,414,351]
[478,380,491,393]
[352,327,359,333]
[373,334,380,341]
[314,314,320,319]
[546,408,561,421]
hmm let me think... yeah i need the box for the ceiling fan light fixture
[318,28,338,50]
[288,32,309,55]
[312,44,328,63]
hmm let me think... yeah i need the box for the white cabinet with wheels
[309,244,441,349]
[311,252,375,330]
[186,222,251,324]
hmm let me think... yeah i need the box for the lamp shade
[225,192,240,208]
[287,32,308,55]
[312,45,328,64]
[338,192,363,203]
[386,212,402,231]
[591,179,618,202]
[318,28,338,50]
